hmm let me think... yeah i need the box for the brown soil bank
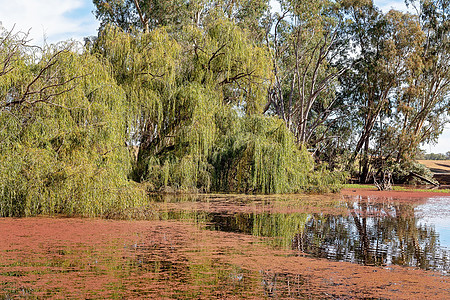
[418,160,450,173]
[418,159,450,184]
[0,215,449,299]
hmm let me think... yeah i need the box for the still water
[1,192,450,298]
[156,193,450,274]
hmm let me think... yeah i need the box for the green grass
[343,184,375,190]
[391,186,450,193]
[343,184,450,193]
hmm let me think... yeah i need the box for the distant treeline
[420,152,450,160]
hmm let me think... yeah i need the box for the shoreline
[341,187,450,198]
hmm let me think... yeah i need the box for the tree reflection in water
[161,194,450,273]
[260,270,309,298]
[292,196,449,273]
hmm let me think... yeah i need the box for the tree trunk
[360,135,370,183]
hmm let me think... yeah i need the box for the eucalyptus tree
[384,0,450,165]
[338,0,449,182]
[93,0,196,32]
[338,0,430,182]
[264,0,350,148]
[93,0,269,34]
[338,0,387,181]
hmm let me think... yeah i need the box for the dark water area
[157,194,450,274]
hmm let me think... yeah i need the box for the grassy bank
[343,184,450,193]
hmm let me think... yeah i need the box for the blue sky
[0,0,412,47]
[0,0,99,45]
[0,0,447,153]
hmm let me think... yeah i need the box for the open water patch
[162,194,450,274]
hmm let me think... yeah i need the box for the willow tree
[92,13,346,193]
[211,113,345,193]
[0,27,146,217]
[93,18,275,191]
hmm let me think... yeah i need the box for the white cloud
[373,0,418,13]
[0,0,99,46]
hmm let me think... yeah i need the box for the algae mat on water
[0,210,449,299]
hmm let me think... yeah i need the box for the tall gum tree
[387,0,450,164]
[338,0,449,182]
[339,0,428,182]
[93,0,269,34]
[265,0,349,147]
[339,0,387,182]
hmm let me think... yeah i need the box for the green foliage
[389,160,437,184]
[0,34,147,217]
[93,0,269,37]
[92,19,343,194]
[423,153,450,160]
[93,0,192,32]
[94,20,289,192]
[337,0,449,182]
[212,114,308,193]
[1,1,354,218]
[212,114,344,193]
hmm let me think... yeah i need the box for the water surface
[1,192,450,298]
[156,193,450,274]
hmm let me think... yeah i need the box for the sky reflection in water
[160,193,450,274]
[416,197,450,249]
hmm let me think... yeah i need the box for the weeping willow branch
[0,26,32,77]
[207,43,227,70]
[1,48,90,110]
[219,70,255,85]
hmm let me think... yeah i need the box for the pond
[156,192,450,274]
[1,190,450,298]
